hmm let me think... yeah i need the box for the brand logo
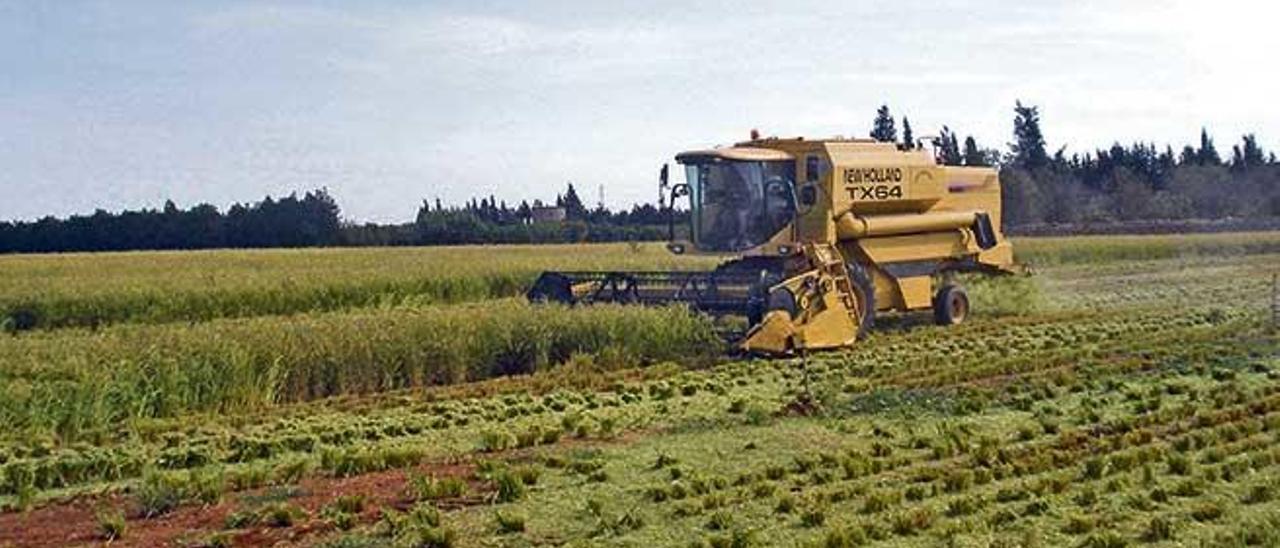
[843,167,903,184]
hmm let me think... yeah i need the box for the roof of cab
[674,147,794,163]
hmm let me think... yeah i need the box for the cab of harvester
[667,137,1013,270]
[665,147,799,255]
[529,134,1019,355]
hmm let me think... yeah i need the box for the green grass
[94,506,126,540]
[421,345,1280,546]
[0,232,1278,546]
[0,300,719,441]
[0,243,722,331]
[4,232,1278,332]
[1013,231,1280,266]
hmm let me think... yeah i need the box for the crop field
[1,232,1278,547]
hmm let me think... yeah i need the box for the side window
[801,155,821,206]
[805,155,821,182]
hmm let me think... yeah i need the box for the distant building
[529,206,566,224]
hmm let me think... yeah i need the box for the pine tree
[1010,101,1049,170]
[962,136,986,166]
[870,105,897,143]
[901,117,914,150]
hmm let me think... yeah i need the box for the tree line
[349,186,683,246]
[2,103,1278,253]
[0,190,342,254]
[868,103,1280,225]
[0,183,681,253]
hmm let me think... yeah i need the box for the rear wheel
[847,262,876,339]
[933,284,969,325]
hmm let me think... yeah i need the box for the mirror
[658,163,670,209]
[805,156,820,183]
[666,181,689,242]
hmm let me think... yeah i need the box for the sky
[2,0,1278,223]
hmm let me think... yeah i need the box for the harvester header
[528,134,1018,354]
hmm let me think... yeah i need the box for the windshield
[683,159,796,252]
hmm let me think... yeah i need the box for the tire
[526,272,574,304]
[846,262,876,339]
[933,284,969,326]
[726,257,785,328]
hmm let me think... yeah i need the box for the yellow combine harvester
[528,135,1018,354]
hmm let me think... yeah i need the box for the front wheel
[933,284,969,326]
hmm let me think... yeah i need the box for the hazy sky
[2,0,1277,223]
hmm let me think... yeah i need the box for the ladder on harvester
[806,243,863,323]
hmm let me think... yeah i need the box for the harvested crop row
[0,314,1263,503]
[421,343,1278,546]
[822,308,1249,386]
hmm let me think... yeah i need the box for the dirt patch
[0,461,480,548]
[0,417,653,548]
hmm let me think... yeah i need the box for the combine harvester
[528,134,1018,354]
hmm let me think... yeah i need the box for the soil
[0,432,640,548]
[0,461,480,548]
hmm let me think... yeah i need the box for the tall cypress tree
[1242,134,1265,167]
[1155,146,1176,188]
[962,136,987,166]
[901,117,915,150]
[870,105,897,143]
[562,183,587,220]
[1197,128,1221,166]
[1010,101,1049,170]
[936,126,963,166]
